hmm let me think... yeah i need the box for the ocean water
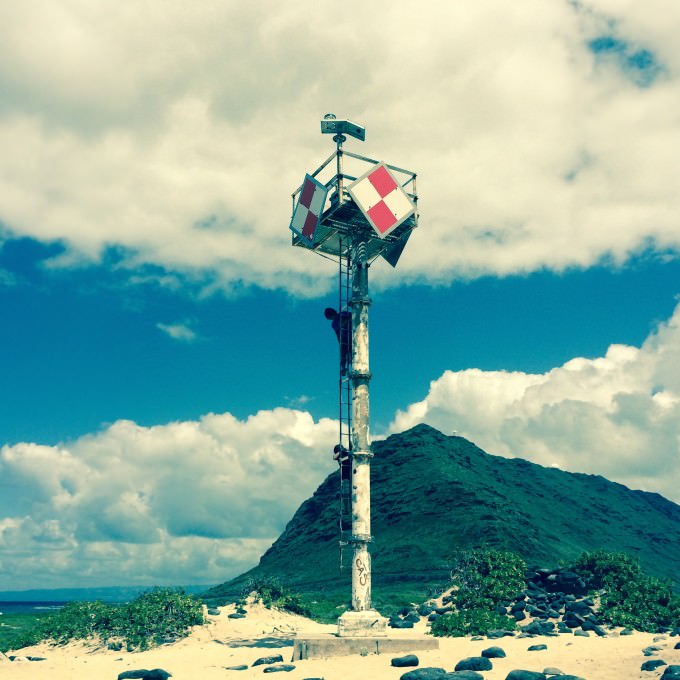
[0,601,65,615]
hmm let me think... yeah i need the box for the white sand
[4,603,679,680]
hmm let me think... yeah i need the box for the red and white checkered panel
[348,163,416,238]
[290,174,328,244]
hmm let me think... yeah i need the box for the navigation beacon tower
[289,115,418,637]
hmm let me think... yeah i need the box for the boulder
[528,644,548,651]
[643,645,664,656]
[252,655,284,667]
[117,671,171,680]
[482,646,506,659]
[224,665,248,671]
[504,672,547,680]
[487,629,516,639]
[447,672,484,679]
[263,665,296,673]
[392,655,419,668]
[399,668,447,680]
[641,659,666,672]
[662,666,680,679]
[454,657,492,672]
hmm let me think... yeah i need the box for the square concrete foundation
[292,634,439,660]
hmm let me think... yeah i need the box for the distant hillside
[206,424,680,600]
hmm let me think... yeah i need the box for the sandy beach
[2,603,679,680]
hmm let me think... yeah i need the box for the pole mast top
[289,115,417,268]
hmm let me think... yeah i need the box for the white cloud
[0,1,678,294]
[390,302,680,504]
[156,321,198,342]
[0,408,337,589]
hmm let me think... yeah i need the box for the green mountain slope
[206,424,680,599]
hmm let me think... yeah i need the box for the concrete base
[337,609,388,637]
[291,634,439,660]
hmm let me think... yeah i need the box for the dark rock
[392,655,419,668]
[482,646,506,659]
[514,611,527,621]
[404,612,421,623]
[390,619,415,629]
[399,668,447,680]
[228,613,246,619]
[581,621,606,636]
[512,602,527,612]
[573,630,590,637]
[541,668,563,676]
[643,645,664,656]
[504,672,546,680]
[447,672,484,679]
[641,659,666,672]
[118,672,171,680]
[523,621,554,636]
[675,642,680,650]
[224,665,248,671]
[662,666,680,679]
[496,606,509,615]
[252,655,284,667]
[207,607,221,615]
[487,629,516,639]
[108,641,124,651]
[454,657,492,672]
[436,607,452,615]
[428,613,439,622]
[550,676,587,680]
[564,601,591,616]
[26,657,47,661]
[471,636,485,641]
[263,665,296,673]
[418,604,434,616]
[620,628,634,636]
[528,644,547,651]
[556,623,571,634]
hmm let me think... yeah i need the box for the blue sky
[1,0,679,591]
[2,241,679,445]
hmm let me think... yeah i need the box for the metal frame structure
[290,118,418,637]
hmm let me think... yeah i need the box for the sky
[1,0,680,592]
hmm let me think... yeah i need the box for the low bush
[240,576,311,617]
[572,550,680,631]
[430,609,517,637]
[429,549,523,637]
[448,548,526,611]
[8,588,204,652]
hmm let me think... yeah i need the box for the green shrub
[10,588,205,652]
[572,550,680,632]
[430,609,517,637]
[240,576,311,617]
[111,588,205,650]
[448,548,526,610]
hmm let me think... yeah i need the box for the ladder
[338,244,353,571]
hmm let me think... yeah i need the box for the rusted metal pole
[350,239,372,611]
[337,239,387,637]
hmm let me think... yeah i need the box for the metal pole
[334,134,346,206]
[350,239,372,612]
[336,238,386,636]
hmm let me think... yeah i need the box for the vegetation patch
[3,588,204,652]
[431,548,523,637]
[239,576,311,617]
[572,550,680,631]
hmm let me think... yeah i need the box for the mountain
[205,424,680,600]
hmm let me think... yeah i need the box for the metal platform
[290,148,418,267]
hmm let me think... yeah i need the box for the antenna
[289,115,418,638]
